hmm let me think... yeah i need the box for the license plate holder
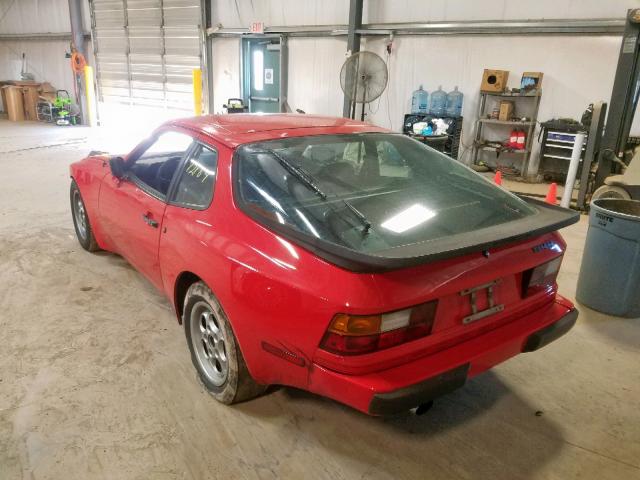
[460,279,505,325]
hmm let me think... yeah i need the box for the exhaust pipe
[414,400,434,416]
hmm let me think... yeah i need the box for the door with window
[159,143,219,299]
[99,131,194,289]
[243,39,282,113]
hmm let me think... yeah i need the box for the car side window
[129,131,194,198]
[171,144,218,209]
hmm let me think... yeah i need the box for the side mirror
[109,156,127,179]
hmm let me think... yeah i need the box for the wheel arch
[174,271,202,323]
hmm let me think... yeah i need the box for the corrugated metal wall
[363,0,634,22]
[0,0,71,34]
[209,0,636,27]
[210,0,639,175]
[90,0,202,110]
[0,0,78,100]
[288,37,346,116]
[211,0,348,28]
[361,35,623,172]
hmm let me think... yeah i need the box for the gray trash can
[576,198,640,317]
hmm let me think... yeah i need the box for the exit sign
[249,21,265,34]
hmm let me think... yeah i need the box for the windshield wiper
[264,149,372,235]
[266,149,327,200]
[343,200,372,234]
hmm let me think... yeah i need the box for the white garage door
[89,0,202,110]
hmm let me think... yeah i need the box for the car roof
[164,114,388,148]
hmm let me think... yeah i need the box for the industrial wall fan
[340,51,388,121]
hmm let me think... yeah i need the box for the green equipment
[53,90,79,126]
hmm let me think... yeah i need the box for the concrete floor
[0,120,639,480]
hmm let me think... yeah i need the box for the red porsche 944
[70,114,579,415]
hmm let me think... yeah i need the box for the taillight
[522,256,563,297]
[319,301,438,355]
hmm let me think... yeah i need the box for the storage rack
[539,129,588,182]
[471,90,542,179]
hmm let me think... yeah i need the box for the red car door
[99,130,195,290]
[158,143,220,300]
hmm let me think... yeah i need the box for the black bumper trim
[368,363,470,416]
[522,308,578,353]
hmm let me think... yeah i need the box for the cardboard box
[521,71,543,91]
[2,86,25,121]
[498,101,514,121]
[12,80,39,87]
[22,85,40,121]
[0,87,6,113]
[0,81,14,112]
[481,69,509,93]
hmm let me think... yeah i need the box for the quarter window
[172,145,218,209]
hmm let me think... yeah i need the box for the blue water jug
[411,85,429,114]
[429,85,447,116]
[445,86,464,117]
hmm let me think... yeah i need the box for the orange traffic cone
[493,170,502,186]
[545,182,558,204]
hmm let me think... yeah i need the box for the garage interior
[1,1,639,479]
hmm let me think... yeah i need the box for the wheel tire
[183,281,266,404]
[70,179,100,252]
[592,185,631,201]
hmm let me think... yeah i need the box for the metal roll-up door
[89,0,201,111]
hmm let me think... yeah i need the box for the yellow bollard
[193,69,203,116]
[83,65,97,127]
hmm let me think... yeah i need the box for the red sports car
[70,114,579,415]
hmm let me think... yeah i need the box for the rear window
[235,133,537,254]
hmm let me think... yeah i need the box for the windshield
[235,133,537,255]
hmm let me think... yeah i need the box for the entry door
[99,131,194,290]
[245,39,281,113]
[99,178,168,290]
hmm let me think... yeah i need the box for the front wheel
[70,180,99,252]
[184,281,266,404]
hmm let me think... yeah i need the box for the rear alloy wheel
[70,180,99,252]
[184,281,266,404]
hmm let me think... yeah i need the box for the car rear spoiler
[251,197,580,273]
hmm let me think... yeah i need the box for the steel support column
[202,0,214,113]
[578,101,607,209]
[280,36,289,113]
[68,0,88,123]
[342,0,363,118]
[595,9,640,187]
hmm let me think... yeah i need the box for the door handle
[142,213,159,228]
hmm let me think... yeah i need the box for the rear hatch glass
[234,133,577,271]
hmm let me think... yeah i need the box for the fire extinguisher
[508,129,518,149]
[516,130,526,150]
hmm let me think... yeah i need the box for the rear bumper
[522,308,577,352]
[307,299,577,415]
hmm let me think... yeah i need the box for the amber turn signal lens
[321,301,438,355]
[329,314,382,336]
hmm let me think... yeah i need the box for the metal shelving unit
[471,90,542,178]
